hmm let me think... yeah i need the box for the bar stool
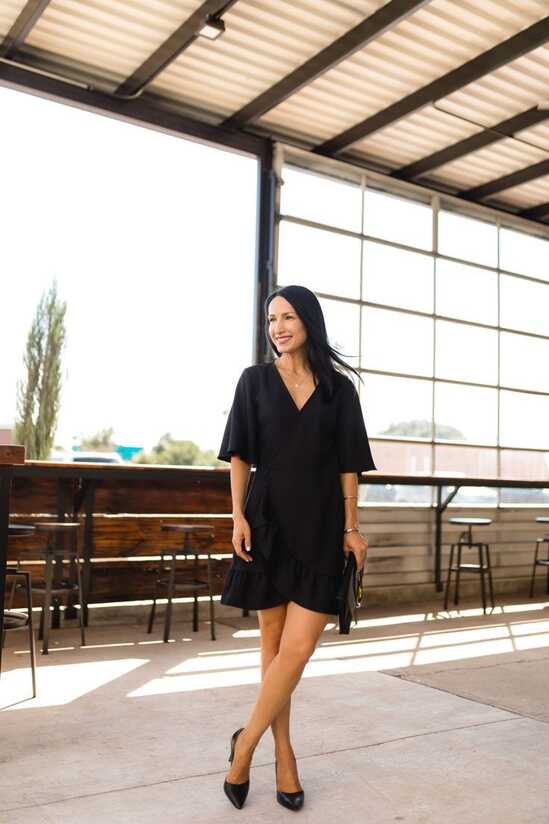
[529,516,549,597]
[444,517,495,614]
[25,523,86,655]
[148,523,217,642]
[2,524,37,697]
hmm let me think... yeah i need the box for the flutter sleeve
[336,376,377,476]
[217,367,258,465]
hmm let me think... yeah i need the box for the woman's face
[268,295,307,353]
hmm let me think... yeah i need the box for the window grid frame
[276,164,549,492]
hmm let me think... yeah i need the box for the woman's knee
[278,635,316,667]
[258,604,286,651]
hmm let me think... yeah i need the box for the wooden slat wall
[5,465,549,610]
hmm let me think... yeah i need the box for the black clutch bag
[337,552,365,635]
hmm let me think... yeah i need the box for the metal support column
[253,140,277,365]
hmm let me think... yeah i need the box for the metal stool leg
[192,554,199,632]
[478,544,487,614]
[444,543,455,611]
[529,541,539,598]
[163,554,176,644]
[21,572,37,697]
[485,544,495,609]
[207,555,215,642]
[147,598,156,633]
[546,541,549,595]
[454,543,463,606]
[74,554,86,647]
[41,549,54,655]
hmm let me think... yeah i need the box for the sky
[1,84,257,454]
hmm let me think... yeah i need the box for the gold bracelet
[343,495,358,499]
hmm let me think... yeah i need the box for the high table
[378,474,549,591]
[0,444,26,679]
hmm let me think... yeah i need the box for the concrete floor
[1,595,549,824]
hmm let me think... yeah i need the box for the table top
[0,445,25,466]
[8,524,36,537]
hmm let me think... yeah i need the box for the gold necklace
[275,360,311,389]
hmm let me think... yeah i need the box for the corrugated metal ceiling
[2,0,549,222]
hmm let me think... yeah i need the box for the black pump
[275,758,305,811]
[223,728,250,809]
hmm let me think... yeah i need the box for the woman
[217,284,377,811]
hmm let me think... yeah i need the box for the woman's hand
[343,530,368,571]
[232,514,253,563]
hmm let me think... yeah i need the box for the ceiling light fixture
[198,16,225,40]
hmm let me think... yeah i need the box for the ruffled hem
[220,543,343,616]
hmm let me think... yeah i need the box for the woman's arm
[340,471,368,569]
[340,471,359,530]
[230,455,254,563]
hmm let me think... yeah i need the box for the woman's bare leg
[226,601,330,783]
[256,602,301,792]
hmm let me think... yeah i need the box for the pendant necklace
[275,361,309,388]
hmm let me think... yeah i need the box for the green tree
[81,427,116,451]
[15,281,67,459]
[133,433,220,466]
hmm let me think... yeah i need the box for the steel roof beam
[223,0,429,129]
[315,16,549,156]
[0,0,51,58]
[393,107,549,181]
[115,0,239,99]
[459,158,549,202]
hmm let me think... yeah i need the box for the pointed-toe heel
[275,758,305,812]
[223,727,250,810]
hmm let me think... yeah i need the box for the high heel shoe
[275,757,305,811]
[223,727,250,809]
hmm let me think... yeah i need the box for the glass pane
[280,165,362,232]
[500,331,549,393]
[500,451,549,501]
[364,188,432,251]
[361,372,433,441]
[500,274,549,336]
[500,486,549,504]
[500,390,549,450]
[366,481,433,505]
[442,484,498,506]
[435,445,498,477]
[362,306,434,376]
[500,226,549,282]
[362,438,432,478]
[438,209,497,267]
[436,258,497,325]
[318,296,360,369]
[363,240,433,313]
[435,383,497,444]
[277,220,361,299]
[500,449,549,481]
[435,319,498,385]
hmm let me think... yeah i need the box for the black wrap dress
[217,361,377,615]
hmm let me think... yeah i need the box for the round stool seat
[535,516,549,524]
[161,523,214,534]
[448,517,492,526]
[8,524,36,537]
[35,522,80,532]
[3,610,28,630]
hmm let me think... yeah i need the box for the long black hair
[264,284,362,399]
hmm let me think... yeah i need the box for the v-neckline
[271,360,319,414]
